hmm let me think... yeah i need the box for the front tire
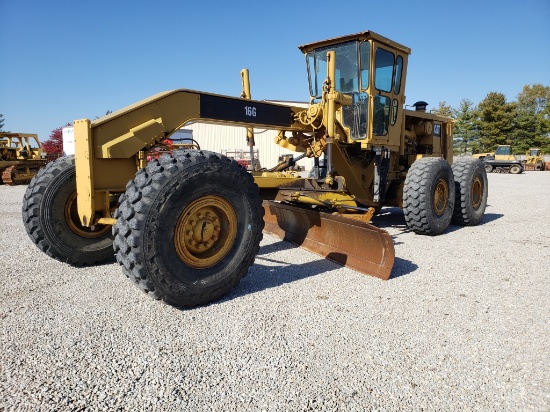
[403,157,455,235]
[113,150,264,307]
[22,156,115,265]
[451,158,488,226]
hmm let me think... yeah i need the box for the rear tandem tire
[22,156,115,265]
[403,157,455,236]
[451,158,488,226]
[112,150,264,308]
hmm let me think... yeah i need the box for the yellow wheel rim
[433,178,449,217]
[471,177,482,209]
[174,195,237,269]
[64,192,111,238]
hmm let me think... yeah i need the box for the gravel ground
[1,171,549,411]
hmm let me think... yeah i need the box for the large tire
[22,156,115,265]
[403,157,455,235]
[509,164,522,174]
[113,150,264,308]
[451,158,488,226]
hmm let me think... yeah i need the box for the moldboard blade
[262,201,395,280]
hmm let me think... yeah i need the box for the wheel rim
[471,177,482,209]
[433,178,449,216]
[64,192,111,238]
[174,195,237,269]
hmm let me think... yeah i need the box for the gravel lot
[1,171,549,411]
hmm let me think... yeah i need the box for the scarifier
[22,30,488,307]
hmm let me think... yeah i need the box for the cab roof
[298,30,411,55]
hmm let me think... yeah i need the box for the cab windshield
[495,146,512,156]
[306,41,371,140]
[306,41,360,101]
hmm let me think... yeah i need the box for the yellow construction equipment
[22,30,488,307]
[522,148,546,171]
[473,145,524,174]
[472,145,515,161]
[0,132,48,185]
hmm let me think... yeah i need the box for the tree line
[432,84,550,155]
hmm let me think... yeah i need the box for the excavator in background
[472,145,524,174]
[22,30,488,308]
[0,132,48,185]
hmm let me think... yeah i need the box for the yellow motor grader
[22,30,488,307]
[0,132,47,185]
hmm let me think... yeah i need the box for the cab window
[495,146,511,156]
[393,55,403,94]
[306,41,359,100]
[373,96,391,136]
[374,48,395,92]
[360,41,370,90]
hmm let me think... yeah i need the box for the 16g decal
[244,106,257,117]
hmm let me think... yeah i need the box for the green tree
[511,84,550,153]
[510,110,539,154]
[477,92,516,151]
[452,99,479,154]
[517,83,550,115]
[432,101,453,117]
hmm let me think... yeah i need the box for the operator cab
[299,31,411,148]
[495,145,512,156]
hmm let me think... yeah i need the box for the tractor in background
[473,145,524,174]
[522,148,546,171]
[0,132,48,185]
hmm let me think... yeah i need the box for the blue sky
[1,0,549,141]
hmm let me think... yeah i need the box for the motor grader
[0,132,47,185]
[22,30,488,308]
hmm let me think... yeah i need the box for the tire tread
[403,157,454,235]
[113,150,263,307]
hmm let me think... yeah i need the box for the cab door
[370,43,405,150]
